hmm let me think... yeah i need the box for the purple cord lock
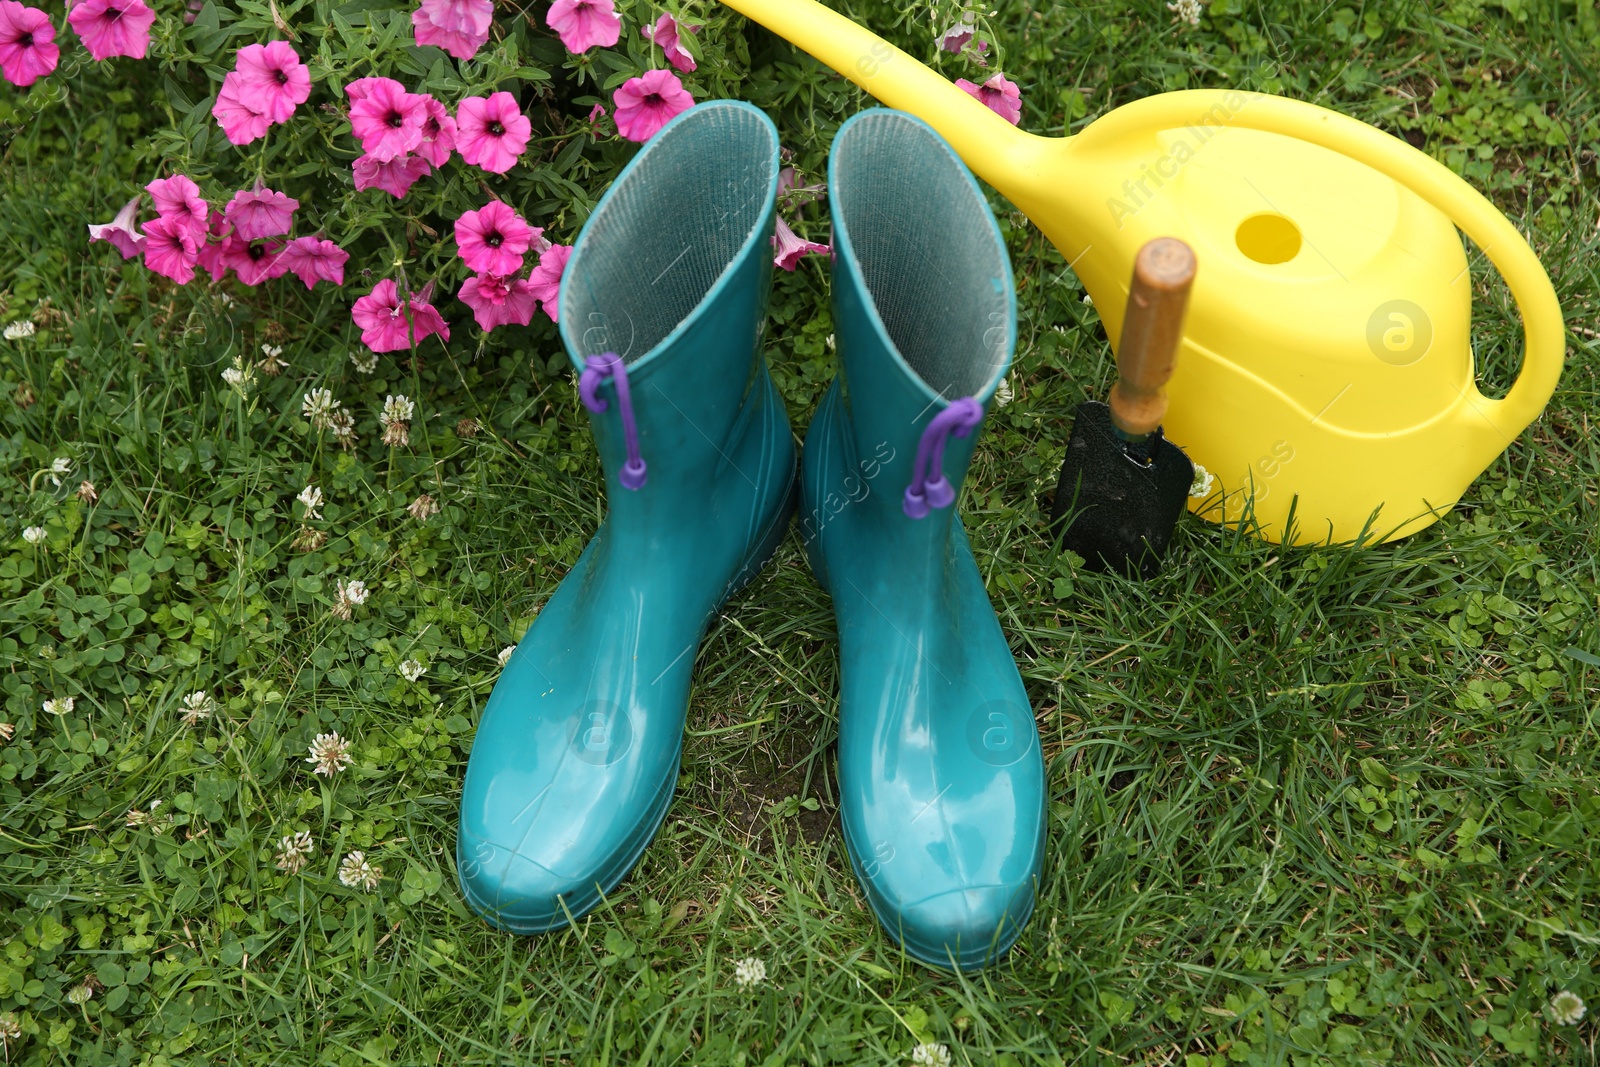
[579,353,647,490]
[903,396,984,519]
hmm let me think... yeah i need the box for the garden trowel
[1050,237,1195,578]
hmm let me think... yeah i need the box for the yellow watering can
[722,0,1565,545]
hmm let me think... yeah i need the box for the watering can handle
[1102,91,1564,444]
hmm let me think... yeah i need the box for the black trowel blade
[1049,401,1194,580]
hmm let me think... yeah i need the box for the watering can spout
[720,0,1046,182]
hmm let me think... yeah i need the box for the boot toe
[456,828,597,934]
[890,882,1035,971]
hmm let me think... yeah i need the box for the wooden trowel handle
[1109,237,1196,439]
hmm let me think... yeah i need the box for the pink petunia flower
[416,95,456,167]
[956,73,1021,125]
[352,279,450,353]
[643,13,697,73]
[213,71,271,145]
[233,41,311,125]
[455,92,530,174]
[140,216,200,284]
[224,185,298,241]
[217,235,288,286]
[525,243,571,322]
[528,226,552,257]
[772,215,829,271]
[587,102,606,124]
[278,236,349,290]
[612,69,694,143]
[348,77,427,162]
[454,200,533,277]
[194,213,228,277]
[0,2,59,88]
[544,0,619,53]
[459,272,538,331]
[145,174,208,239]
[87,196,145,259]
[67,0,155,62]
[411,0,493,61]
[353,152,433,199]
[344,76,387,104]
[937,22,974,53]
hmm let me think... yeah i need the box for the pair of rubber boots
[457,102,1045,971]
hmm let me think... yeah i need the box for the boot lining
[833,112,1013,401]
[564,106,778,366]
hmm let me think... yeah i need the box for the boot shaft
[560,102,783,514]
[820,110,1017,532]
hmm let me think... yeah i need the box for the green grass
[2,0,1599,1063]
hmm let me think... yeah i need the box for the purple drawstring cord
[579,353,647,490]
[903,397,984,519]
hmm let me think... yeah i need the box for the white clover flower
[329,408,358,447]
[994,376,1014,408]
[1548,990,1586,1026]
[378,393,415,449]
[910,1043,952,1067]
[331,578,368,620]
[306,732,354,776]
[257,343,287,376]
[0,723,13,744]
[4,320,37,340]
[297,484,324,521]
[302,387,335,419]
[0,1009,20,1041]
[302,388,342,430]
[407,494,439,522]
[180,691,216,726]
[1167,0,1203,24]
[398,659,426,682]
[1188,463,1216,499]
[42,696,74,716]
[338,850,383,890]
[49,456,72,487]
[497,645,516,668]
[732,957,767,988]
[125,799,164,829]
[78,481,98,504]
[222,354,255,395]
[275,830,315,873]
[349,350,379,374]
[382,395,415,423]
[22,526,45,545]
[66,983,93,1006]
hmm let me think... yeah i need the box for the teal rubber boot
[803,110,1046,970]
[458,101,795,933]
